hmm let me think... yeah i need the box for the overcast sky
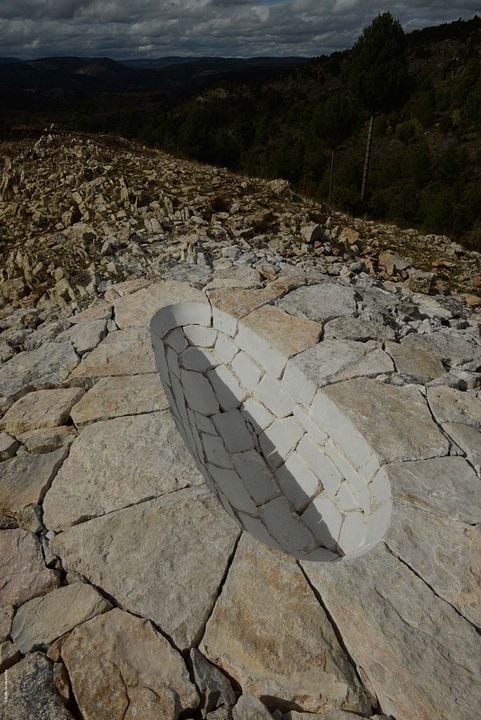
[0,0,479,59]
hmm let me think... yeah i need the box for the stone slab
[201,534,370,715]
[43,411,203,530]
[0,388,83,435]
[0,448,67,518]
[0,652,74,720]
[208,278,299,320]
[115,280,207,329]
[52,487,240,649]
[0,529,60,608]
[68,326,155,379]
[302,542,481,720]
[386,504,481,627]
[319,378,450,464]
[11,582,112,654]
[71,374,169,424]
[277,283,357,323]
[61,609,199,720]
[0,342,78,403]
[58,318,107,354]
[427,386,481,428]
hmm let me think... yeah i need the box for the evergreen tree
[347,12,409,200]
[313,94,357,203]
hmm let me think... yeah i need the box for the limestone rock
[60,609,199,720]
[71,373,168,425]
[69,301,112,323]
[0,388,83,435]
[321,378,449,464]
[0,604,13,641]
[208,278,299,320]
[68,326,155,379]
[201,534,371,715]
[0,448,67,518]
[287,340,393,389]
[233,695,274,720]
[0,640,21,673]
[323,316,395,342]
[58,318,107,354]
[190,648,236,713]
[385,456,481,523]
[386,504,481,627]
[443,422,481,468]
[302,542,481,720]
[0,342,78,403]
[0,529,60,608]
[427,386,481,427]
[52,488,240,649]
[19,426,76,454]
[0,431,19,460]
[43,411,202,530]
[385,339,445,382]
[115,280,207,329]
[0,652,74,720]
[241,305,321,366]
[277,283,356,323]
[11,583,112,654]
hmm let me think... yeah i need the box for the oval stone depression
[151,301,391,561]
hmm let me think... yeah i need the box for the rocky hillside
[1,130,480,321]
[1,133,481,720]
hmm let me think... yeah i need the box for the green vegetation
[3,16,481,247]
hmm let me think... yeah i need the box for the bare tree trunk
[328,148,335,204]
[361,114,375,201]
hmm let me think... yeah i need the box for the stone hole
[151,302,392,560]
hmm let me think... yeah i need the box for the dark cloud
[0,0,478,58]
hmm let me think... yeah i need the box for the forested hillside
[2,16,481,246]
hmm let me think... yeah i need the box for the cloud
[0,0,478,58]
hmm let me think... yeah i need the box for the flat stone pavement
[1,277,481,720]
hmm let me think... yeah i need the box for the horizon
[0,2,479,60]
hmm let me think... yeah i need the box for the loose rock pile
[1,133,481,720]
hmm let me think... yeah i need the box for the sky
[0,0,479,59]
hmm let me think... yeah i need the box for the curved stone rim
[151,300,392,561]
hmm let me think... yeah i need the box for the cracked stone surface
[51,488,240,649]
[1,151,481,720]
[60,609,199,720]
[43,411,203,530]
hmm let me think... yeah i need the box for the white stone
[212,306,238,337]
[181,348,215,373]
[260,496,315,554]
[213,410,254,453]
[259,418,304,469]
[324,439,367,489]
[369,468,392,509]
[282,360,317,408]
[165,327,189,353]
[184,325,218,348]
[195,412,216,435]
[232,450,279,505]
[256,376,293,418]
[242,398,274,432]
[338,512,366,554]
[181,369,219,414]
[208,366,245,411]
[302,494,343,550]
[276,452,320,511]
[232,352,263,392]
[152,302,212,337]
[292,404,328,445]
[297,436,343,494]
[207,465,257,514]
[167,346,181,378]
[335,482,359,513]
[214,333,238,363]
[202,434,232,468]
[236,323,286,378]
[310,391,375,470]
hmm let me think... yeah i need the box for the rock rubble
[0,132,481,720]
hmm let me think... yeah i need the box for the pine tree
[313,94,356,203]
[347,12,409,200]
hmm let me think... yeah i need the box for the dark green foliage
[346,12,410,115]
